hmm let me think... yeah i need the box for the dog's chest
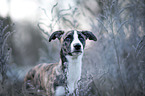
[66,55,82,93]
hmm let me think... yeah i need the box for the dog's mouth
[71,50,82,55]
[72,50,82,53]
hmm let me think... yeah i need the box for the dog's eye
[79,37,84,40]
[66,37,71,41]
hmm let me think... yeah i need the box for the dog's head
[49,30,97,56]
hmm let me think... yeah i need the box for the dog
[23,30,97,96]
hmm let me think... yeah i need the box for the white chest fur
[66,54,83,93]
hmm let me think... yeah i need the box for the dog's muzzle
[74,43,81,50]
[72,43,82,55]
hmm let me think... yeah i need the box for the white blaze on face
[71,31,83,53]
[66,31,84,94]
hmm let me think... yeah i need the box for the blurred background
[0,0,145,96]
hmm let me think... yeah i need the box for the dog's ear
[81,31,97,41]
[49,30,64,42]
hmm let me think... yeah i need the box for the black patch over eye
[79,37,84,40]
[78,34,84,41]
[78,33,85,48]
[65,35,72,41]
[66,37,71,41]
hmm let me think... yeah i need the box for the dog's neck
[65,54,82,93]
[60,49,83,93]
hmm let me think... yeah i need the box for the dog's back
[23,30,97,96]
[23,63,63,96]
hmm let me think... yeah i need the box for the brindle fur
[23,30,97,96]
[24,63,65,96]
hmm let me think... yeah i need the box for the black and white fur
[50,30,97,95]
[24,30,97,96]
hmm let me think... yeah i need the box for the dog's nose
[74,43,81,50]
